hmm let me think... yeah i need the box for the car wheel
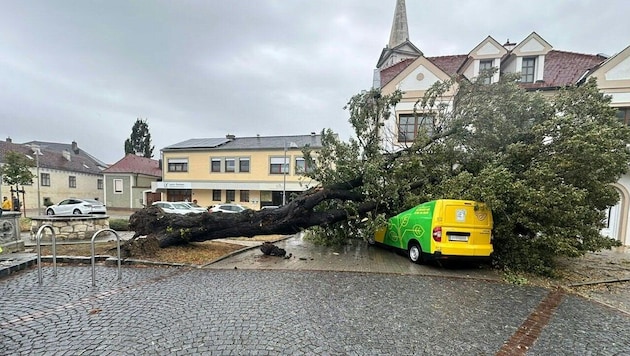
[408,242,423,264]
[46,209,55,215]
[72,209,82,215]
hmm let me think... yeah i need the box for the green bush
[109,218,130,231]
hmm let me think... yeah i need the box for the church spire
[388,0,409,48]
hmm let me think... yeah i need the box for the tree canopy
[124,118,154,158]
[0,151,35,186]
[301,74,630,274]
[128,74,630,275]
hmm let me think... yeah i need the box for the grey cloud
[1,0,628,163]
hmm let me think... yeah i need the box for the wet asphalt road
[2,263,630,355]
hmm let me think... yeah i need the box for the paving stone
[1,266,629,354]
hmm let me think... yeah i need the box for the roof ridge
[426,54,468,59]
[549,49,603,58]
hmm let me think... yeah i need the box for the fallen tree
[128,180,377,249]
[125,76,630,274]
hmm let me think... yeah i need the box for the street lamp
[282,141,298,206]
[29,145,43,216]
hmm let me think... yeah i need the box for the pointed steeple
[374,0,422,85]
[388,0,409,48]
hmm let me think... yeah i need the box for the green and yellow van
[374,199,493,263]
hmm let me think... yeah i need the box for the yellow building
[153,134,321,210]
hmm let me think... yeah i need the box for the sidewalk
[0,230,270,278]
[205,233,503,280]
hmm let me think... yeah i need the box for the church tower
[388,0,410,48]
[374,0,422,88]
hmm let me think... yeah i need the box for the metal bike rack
[35,224,57,285]
[91,228,122,287]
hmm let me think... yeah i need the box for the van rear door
[436,200,493,257]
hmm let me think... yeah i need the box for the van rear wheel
[408,242,423,264]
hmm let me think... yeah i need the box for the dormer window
[479,60,493,84]
[521,57,536,83]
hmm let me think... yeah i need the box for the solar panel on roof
[165,138,230,149]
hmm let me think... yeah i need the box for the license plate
[448,234,468,242]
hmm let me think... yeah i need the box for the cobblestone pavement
[2,265,630,355]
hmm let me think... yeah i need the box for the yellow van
[374,199,493,263]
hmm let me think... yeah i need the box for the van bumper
[427,245,493,261]
[425,251,493,262]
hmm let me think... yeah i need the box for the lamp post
[30,145,42,215]
[283,142,287,206]
[282,141,298,206]
[35,150,41,215]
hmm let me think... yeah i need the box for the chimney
[504,39,516,51]
[62,150,71,161]
[5,137,12,143]
[71,141,80,154]
[226,134,235,140]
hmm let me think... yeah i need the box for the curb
[0,254,37,278]
[558,284,630,317]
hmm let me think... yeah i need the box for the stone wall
[0,211,23,254]
[30,215,110,241]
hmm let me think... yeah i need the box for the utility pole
[283,142,287,206]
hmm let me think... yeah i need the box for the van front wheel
[408,242,423,264]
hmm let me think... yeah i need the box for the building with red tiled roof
[0,138,105,213]
[427,55,469,78]
[376,35,607,94]
[375,0,630,245]
[517,50,607,90]
[102,154,162,209]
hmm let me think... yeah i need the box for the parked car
[208,203,248,213]
[175,201,207,213]
[261,205,279,210]
[152,201,199,215]
[45,198,107,215]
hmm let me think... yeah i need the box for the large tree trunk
[127,183,377,250]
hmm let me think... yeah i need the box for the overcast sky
[1,0,628,164]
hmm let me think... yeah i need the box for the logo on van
[456,209,466,222]
[414,206,431,215]
[474,210,488,221]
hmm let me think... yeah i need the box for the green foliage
[308,74,630,274]
[302,90,411,249]
[124,118,154,158]
[0,151,35,186]
[502,270,529,285]
[108,218,130,231]
[179,228,191,240]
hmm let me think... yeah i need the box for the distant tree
[0,151,35,186]
[124,118,154,158]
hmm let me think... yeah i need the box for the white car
[175,202,207,213]
[152,201,198,215]
[208,203,248,213]
[45,198,107,215]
